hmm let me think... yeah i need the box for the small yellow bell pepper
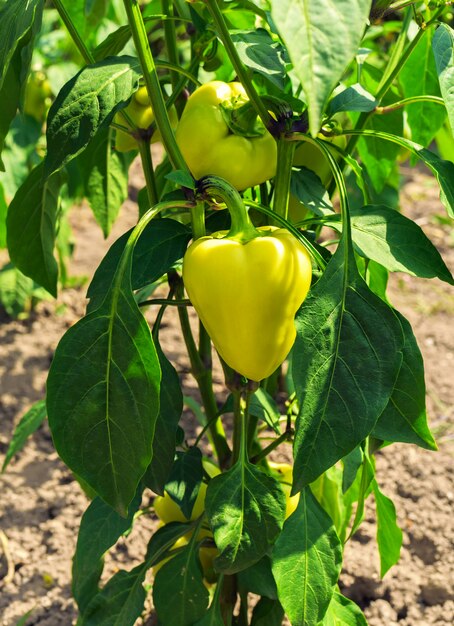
[176,81,277,191]
[114,86,177,152]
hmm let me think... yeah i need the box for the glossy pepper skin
[183,226,312,381]
[175,81,277,191]
[114,86,177,152]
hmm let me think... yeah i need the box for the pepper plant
[1,0,454,624]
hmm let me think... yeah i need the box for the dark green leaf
[251,597,285,626]
[292,235,404,490]
[73,491,142,614]
[237,556,278,600]
[348,454,375,538]
[145,521,193,562]
[373,481,402,577]
[250,388,281,434]
[432,23,454,131]
[94,25,133,61]
[0,46,22,171]
[153,541,209,626]
[194,590,224,626]
[7,163,62,296]
[321,590,368,625]
[0,183,6,248]
[270,0,372,134]
[81,126,132,237]
[231,29,287,90]
[373,311,436,450]
[1,399,46,472]
[165,448,203,519]
[290,167,334,217]
[47,226,161,514]
[44,56,141,177]
[87,218,191,311]
[80,563,147,626]
[165,169,196,189]
[329,84,378,114]
[327,205,454,284]
[401,28,446,148]
[206,461,286,574]
[272,488,343,626]
[143,339,183,495]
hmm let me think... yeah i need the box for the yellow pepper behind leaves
[176,81,277,190]
[114,86,177,152]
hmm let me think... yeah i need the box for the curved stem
[204,0,272,129]
[198,176,258,241]
[139,298,191,308]
[123,0,189,172]
[191,200,207,240]
[273,139,296,221]
[376,94,446,114]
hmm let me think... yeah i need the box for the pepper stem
[198,176,259,242]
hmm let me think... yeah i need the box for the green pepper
[176,81,277,191]
[183,179,312,382]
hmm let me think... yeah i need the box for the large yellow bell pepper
[175,81,277,191]
[183,222,312,382]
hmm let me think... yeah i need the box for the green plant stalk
[175,278,230,467]
[273,139,296,220]
[52,0,94,64]
[123,0,189,172]
[139,298,191,308]
[252,430,293,464]
[162,0,179,90]
[204,0,272,128]
[191,200,207,240]
[137,140,159,207]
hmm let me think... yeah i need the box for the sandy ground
[0,163,453,625]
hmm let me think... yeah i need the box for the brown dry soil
[1,164,453,626]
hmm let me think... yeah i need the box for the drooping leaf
[80,126,132,237]
[432,23,454,131]
[143,338,183,495]
[373,481,402,577]
[7,163,62,296]
[44,56,141,177]
[272,488,343,626]
[153,541,209,626]
[290,167,334,217]
[80,564,147,626]
[165,447,204,520]
[47,223,161,515]
[72,491,142,614]
[1,399,46,472]
[292,234,404,490]
[311,465,347,542]
[270,0,372,134]
[401,27,446,147]
[373,311,437,450]
[205,461,286,574]
[321,590,368,625]
[87,218,191,311]
[347,454,375,538]
[326,205,453,284]
[341,446,363,494]
[251,598,285,626]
